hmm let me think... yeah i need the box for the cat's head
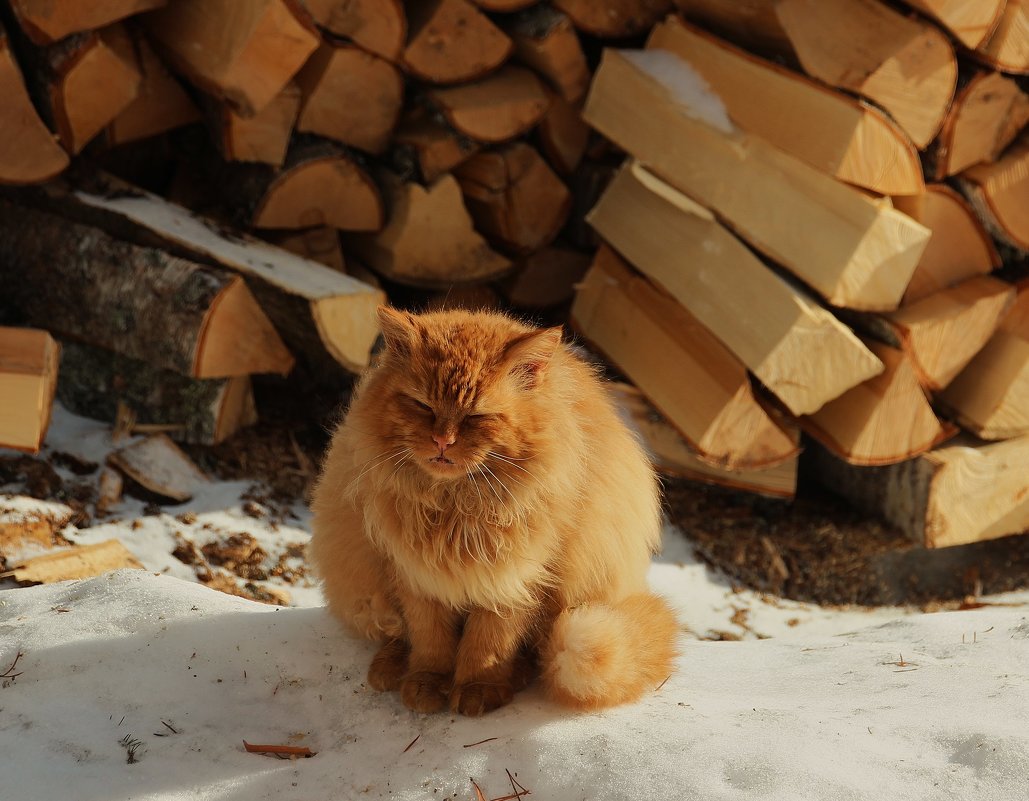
[361,306,564,482]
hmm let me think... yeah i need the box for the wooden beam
[0,327,59,453]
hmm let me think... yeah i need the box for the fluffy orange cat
[310,307,678,715]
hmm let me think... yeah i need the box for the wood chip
[107,434,208,503]
[2,539,143,584]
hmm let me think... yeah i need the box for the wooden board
[0,327,59,453]
[2,539,144,584]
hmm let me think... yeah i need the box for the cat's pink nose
[432,431,456,451]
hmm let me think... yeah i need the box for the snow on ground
[2,405,1029,799]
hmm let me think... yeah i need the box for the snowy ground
[2,406,1028,799]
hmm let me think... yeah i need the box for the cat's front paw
[449,681,514,716]
[400,671,450,713]
[368,639,409,692]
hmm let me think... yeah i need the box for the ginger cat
[310,307,678,715]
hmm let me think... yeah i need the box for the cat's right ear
[376,306,418,357]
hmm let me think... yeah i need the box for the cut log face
[552,0,674,38]
[646,16,924,196]
[428,65,550,144]
[892,186,999,306]
[265,227,346,273]
[584,49,931,311]
[590,162,883,416]
[959,135,1029,252]
[0,29,68,184]
[303,0,406,62]
[975,0,1029,74]
[571,246,800,471]
[899,0,1006,50]
[144,0,319,116]
[535,90,590,176]
[933,71,1029,178]
[504,6,590,104]
[0,327,59,453]
[811,433,1029,549]
[2,540,144,584]
[391,109,480,183]
[452,142,572,254]
[611,383,798,499]
[295,42,403,155]
[879,276,1015,391]
[500,245,591,309]
[8,0,167,45]
[108,434,208,502]
[803,340,950,466]
[346,172,511,287]
[403,0,512,84]
[939,284,1029,440]
[213,82,301,166]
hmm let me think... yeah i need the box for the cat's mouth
[429,454,455,466]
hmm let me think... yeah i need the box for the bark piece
[347,172,510,287]
[0,497,73,551]
[390,109,480,183]
[403,0,511,84]
[210,82,301,166]
[304,0,406,61]
[295,41,403,154]
[427,65,549,144]
[58,342,257,446]
[0,26,68,183]
[591,162,882,416]
[571,246,800,471]
[811,434,1029,548]
[584,49,931,311]
[144,0,319,116]
[0,327,59,453]
[108,434,207,503]
[899,0,1005,49]
[975,0,1029,74]
[452,143,571,255]
[500,245,591,310]
[803,340,951,466]
[7,0,166,45]
[503,6,589,104]
[677,0,958,148]
[958,134,1029,252]
[0,198,293,379]
[2,540,144,584]
[647,16,923,196]
[552,0,674,38]
[535,91,589,175]
[892,186,999,305]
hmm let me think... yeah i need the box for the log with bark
[584,48,931,311]
[553,0,674,38]
[402,0,511,84]
[899,0,1005,50]
[503,6,590,105]
[974,0,1029,74]
[208,82,301,166]
[0,326,59,453]
[390,108,480,183]
[958,134,1029,252]
[571,246,800,471]
[304,0,406,62]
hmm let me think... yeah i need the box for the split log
[571,246,800,471]
[564,161,615,250]
[7,0,166,45]
[939,283,1029,440]
[974,0,1029,74]
[552,0,674,38]
[470,0,536,11]
[590,162,882,416]
[0,198,293,379]
[802,340,950,466]
[931,71,1029,178]
[676,0,957,148]
[104,30,201,147]
[892,186,999,305]
[144,0,319,116]
[28,177,385,374]
[426,65,550,144]
[209,82,301,166]
[0,24,68,183]
[216,140,383,231]
[452,143,571,254]
[535,91,590,176]
[0,327,59,453]
[0,497,73,552]
[390,109,479,183]
[499,245,591,310]
[647,16,923,196]
[303,0,406,62]
[869,276,1015,391]
[346,171,510,287]
[107,433,208,502]
[1,539,144,584]
[264,227,346,273]
[295,41,403,154]
[403,0,511,84]
[898,0,1005,50]
[503,6,590,104]
[612,383,798,499]
[959,135,1029,252]
[811,434,1029,548]
[584,49,931,311]
[58,342,258,446]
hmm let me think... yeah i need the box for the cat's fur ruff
[310,307,678,714]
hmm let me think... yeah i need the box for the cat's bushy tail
[540,593,679,709]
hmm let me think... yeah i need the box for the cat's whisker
[465,468,484,508]
[384,449,413,484]
[352,447,408,485]
[476,464,504,503]
[487,452,536,481]
[481,462,516,500]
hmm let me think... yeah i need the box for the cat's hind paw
[449,681,514,717]
[400,671,450,713]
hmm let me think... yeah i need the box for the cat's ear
[502,326,563,389]
[376,306,418,356]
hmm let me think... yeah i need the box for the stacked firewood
[1,0,1028,552]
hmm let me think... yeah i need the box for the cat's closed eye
[407,397,433,413]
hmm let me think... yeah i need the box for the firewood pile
[1,0,1028,555]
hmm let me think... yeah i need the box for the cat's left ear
[376,306,418,356]
[502,326,563,389]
